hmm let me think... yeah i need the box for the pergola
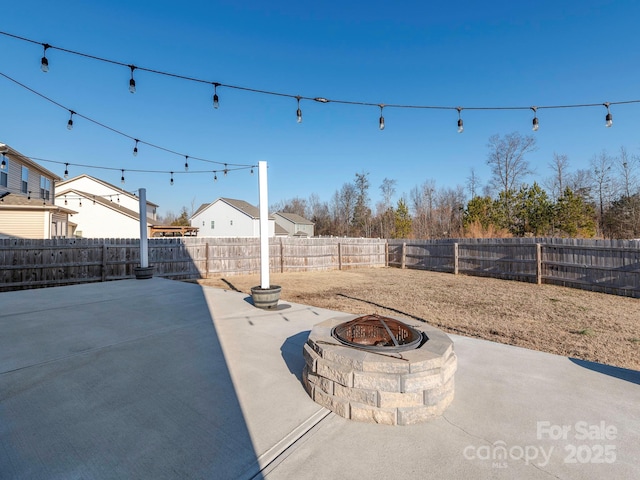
[149,225,199,237]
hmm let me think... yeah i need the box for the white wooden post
[139,188,149,268]
[258,161,270,289]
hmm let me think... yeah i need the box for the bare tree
[590,151,616,235]
[376,178,397,238]
[466,167,481,199]
[618,146,639,198]
[410,179,436,238]
[486,132,537,223]
[544,152,570,201]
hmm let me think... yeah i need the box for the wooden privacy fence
[0,237,387,291]
[388,238,640,298]
[2,236,639,298]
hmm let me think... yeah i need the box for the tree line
[271,132,640,239]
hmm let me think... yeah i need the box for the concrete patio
[1,277,638,479]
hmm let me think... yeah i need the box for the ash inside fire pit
[331,314,423,352]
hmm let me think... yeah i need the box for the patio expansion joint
[0,320,203,377]
[440,414,561,478]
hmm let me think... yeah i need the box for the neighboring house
[0,142,76,239]
[54,174,160,238]
[191,197,286,237]
[273,212,315,237]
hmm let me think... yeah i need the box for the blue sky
[1,1,639,217]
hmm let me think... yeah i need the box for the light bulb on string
[296,96,302,123]
[93,196,96,205]
[213,171,218,182]
[184,156,189,172]
[1,153,6,170]
[378,105,385,130]
[224,164,228,176]
[133,139,139,156]
[67,111,75,130]
[121,169,125,184]
[41,44,50,73]
[531,107,539,131]
[79,198,82,207]
[250,167,254,175]
[604,102,613,127]
[456,107,464,133]
[213,83,220,109]
[64,195,67,205]
[64,163,69,178]
[170,172,174,185]
[129,65,136,94]
[27,191,31,200]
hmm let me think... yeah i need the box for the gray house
[273,212,315,237]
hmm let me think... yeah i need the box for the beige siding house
[273,212,315,237]
[0,143,76,239]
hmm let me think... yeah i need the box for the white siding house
[190,198,283,237]
[273,212,315,237]
[54,175,159,238]
[0,142,76,239]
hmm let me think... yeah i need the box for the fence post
[401,242,406,269]
[536,243,542,285]
[454,242,459,275]
[338,242,342,270]
[205,241,210,279]
[280,238,285,273]
[101,242,107,282]
[385,240,389,267]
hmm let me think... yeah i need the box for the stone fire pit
[303,314,457,425]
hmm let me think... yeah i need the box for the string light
[184,155,189,172]
[121,169,125,184]
[170,172,174,185]
[456,107,464,133]
[213,171,218,182]
[213,83,220,109]
[41,43,50,72]
[0,72,255,172]
[79,198,82,207]
[93,195,96,205]
[2,30,640,132]
[531,106,539,131]
[133,139,139,156]
[1,153,6,170]
[224,164,228,176]
[67,110,75,130]
[129,65,136,94]
[64,195,67,205]
[64,163,69,178]
[604,102,613,127]
[378,104,385,130]
[296,96,302,123]
[27,191,31,200]
[250,167,254,175]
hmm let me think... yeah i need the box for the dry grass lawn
[192,267,640,371]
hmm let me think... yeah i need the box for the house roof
[0,143,62,181]
[274,212,314,225]
[275,223,289,236]
[0,193,76,214]
[191,197,275,221]
[56,174,159,207]
[221,198,261,219]
[56,188,155,225]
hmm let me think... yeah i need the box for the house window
[40,176,51,201]
[21,166,28,194]
[210,220,215,229]
[0,158,8,187]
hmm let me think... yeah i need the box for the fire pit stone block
[303,315,457,426]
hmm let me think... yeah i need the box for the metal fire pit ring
[331,314,423,353]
